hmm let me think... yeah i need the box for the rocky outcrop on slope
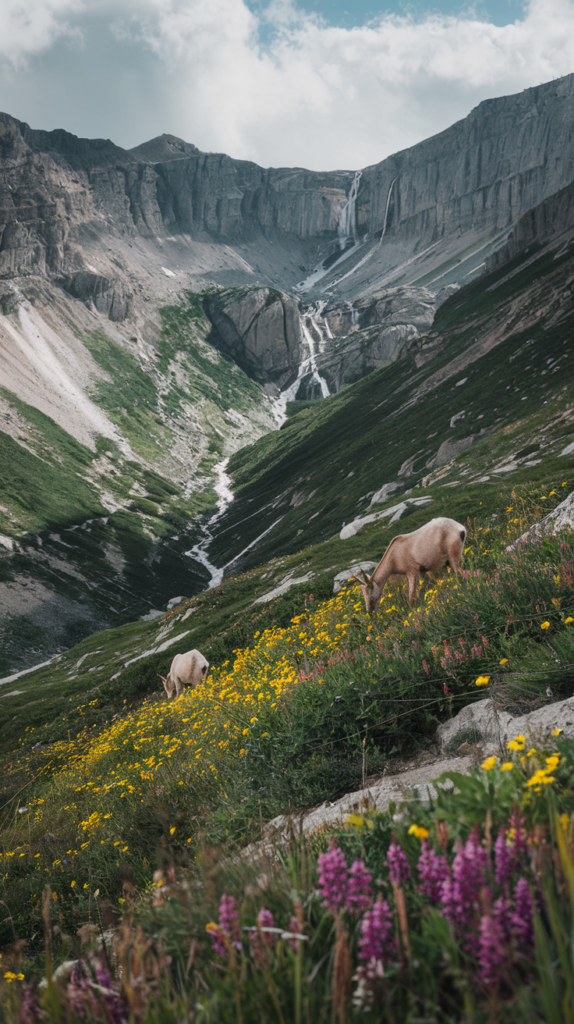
[203,287,303,388]
[313,285,437,391]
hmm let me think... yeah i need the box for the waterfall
[338,170,362,250]
[295,171,363,293]
[273,304,331,423]
[184,459,233,588]
[327,177,397,290]
[346,300,359,326]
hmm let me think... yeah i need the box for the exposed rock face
[203,287,303,388]
[359,74,574,244]
[437,696,574,757]
[3,71,574,309]
[311,285,437,391]
[487,177,574,269]
[60,271,132,321]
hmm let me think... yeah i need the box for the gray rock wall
[203,287,303,388]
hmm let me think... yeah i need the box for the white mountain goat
[159,649,210,699]
[355,516,466,614]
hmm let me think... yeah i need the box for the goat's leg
[447,543,463,575]
[175,677,183,698]
[407,572,418,605]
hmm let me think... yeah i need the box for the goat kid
[159,649,209,699]
[356,516,466,614]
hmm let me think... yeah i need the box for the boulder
[437,696,574,756]
[507,489,574,550]
[203,287,303,388]
[340,496,433,540]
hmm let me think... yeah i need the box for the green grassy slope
[0,293,275,673]
[209,237,574,571]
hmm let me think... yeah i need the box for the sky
[0,0,573,171]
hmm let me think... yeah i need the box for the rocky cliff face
[203,287,302,389]
[4,72,574,302]
[486,177,574,268]
[360,74,574,243]
[308,286,438,393]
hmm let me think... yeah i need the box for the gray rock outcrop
[437,696,574,756]
[203,287,303,388]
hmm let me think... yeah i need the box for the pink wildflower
[216,893,242,952]
[257,906,275,946]
[478,911,507,990]
[511,878,534,947]
[387,842,411,886]
[494,833,514,888]
[422,659,429,675]
[317,846,348,913]
[441,833,487,943]
[287,915,301,951]
[417,841,449,904]
[346,859,373,913]
[358,896,395,963]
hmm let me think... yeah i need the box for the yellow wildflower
[481,756,497,771]
[408,824,430,839]
[501,763,514,771]
[540,621,550,630]
[475,675,490,687]
[499,658,509,665]
[552,728,563,736]
[507,735,525,750]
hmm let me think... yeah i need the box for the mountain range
[2,72,574,674]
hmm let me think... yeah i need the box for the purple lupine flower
[358,896,395,963]
[417,841,449,904]
[494,832,515,888]
[386,841,411,886]
[440,833,487,943]
[257,906,275,947]
[346,859,373,913]
[478,912,507,990]
[250,905,276,966]
[218,893,242,951]
[511,878,534,948]
[317,846,348,913]
[207,924,227,957]
[493,895,513,945]
[95,961,128,1024]
[19,983,43,1024]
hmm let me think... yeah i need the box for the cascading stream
[184,459,234,588]
[273,304,331,423]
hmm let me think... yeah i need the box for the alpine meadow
[3,64,574,1022]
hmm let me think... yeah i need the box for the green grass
[1,478,573,951]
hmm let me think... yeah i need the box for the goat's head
[353,571,380,616]
[158,673,174,699]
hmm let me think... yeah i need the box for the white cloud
[0,0,84,65]
[0,0,574,169]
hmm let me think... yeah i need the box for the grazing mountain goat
[356,517,466,614]
[159,649,209,699]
